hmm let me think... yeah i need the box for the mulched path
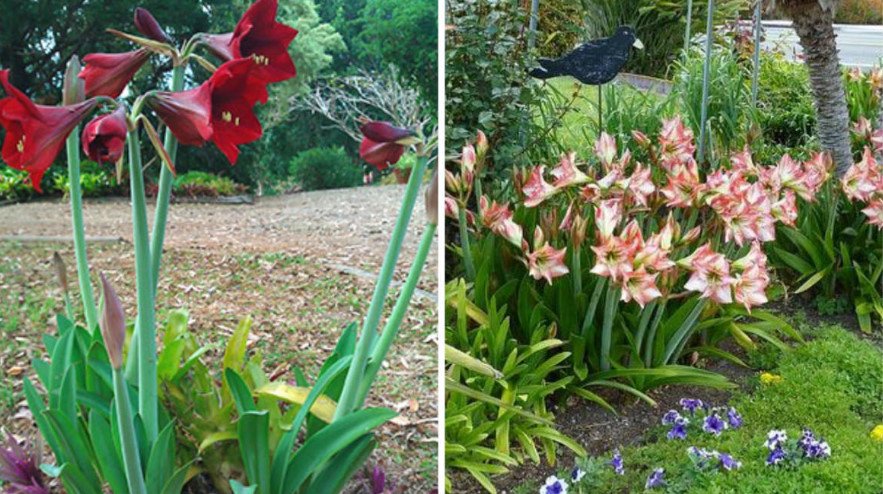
[0,185,438,493]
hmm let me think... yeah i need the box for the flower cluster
[765,427,831,466]
[661,399,742,441]
[463,117,825,313]
[842,147,883,228]
[687,446,742,471]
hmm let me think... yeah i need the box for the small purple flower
[571,466,585,482]
[540,475,568,494]
[796,428,815,450]
[717,452,742,471]
[702,413,728,436]
[645,468,666,489]
[687,446,714,467]
[0,433,48,494]
[661,409,681,425]
[766,446,787,466]
[371,466,386,494]
[667,417,689,440]
[609,449,624,475]
[726,407,743,429]
[764,429,787,450]
[679,398,704,415]
[798,429,831,459]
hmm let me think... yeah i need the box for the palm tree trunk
[788,3,853,177]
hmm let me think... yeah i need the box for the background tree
[768,0,852,176]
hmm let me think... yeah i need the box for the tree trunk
[788,3,853,177]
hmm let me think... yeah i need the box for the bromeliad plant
[447,117,812,407]
[1,2,437,493]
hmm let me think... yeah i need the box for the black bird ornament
[530,26,643,127]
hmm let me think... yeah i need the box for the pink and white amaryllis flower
[661,159,703,208]
[862,199,883,228]
[594,198,623,240]
[479,196,523,247]
[595,132,617,170]
[681,243,737,304]
[853,117,873,140]
[733,265,770,312]
[729,147,757,175]
[842,148,881,202]
[771,190,798,227]
[872,129,883,153]
[619,162,655,207]
[445,195,475,224]
[523,166,558,207]
[550,151,589,188]
[526,227,569,284]
[658,116,696,171]
[620,266,662,307]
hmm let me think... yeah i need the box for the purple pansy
[540,475,568,494]
[702,412,728,436]
[667,417,689,440]
[645,468,666,489]
[717,452,742,471]
[571,466,585,482]
[661,409,681,425]
[726,407,743,429]
[764,429,787,450]
[766,445,787,466]
[798,428,831,459]
[609,449,624,475]
[679,398,704,415]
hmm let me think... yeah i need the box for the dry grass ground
[0,184,438,492]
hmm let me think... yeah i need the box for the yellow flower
[759,372,783,385]
[871,425,883,442]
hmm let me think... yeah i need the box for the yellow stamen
[253,54,269,65]
[222,111,232,123]
[16,137,24,153]
[234,117,240,126]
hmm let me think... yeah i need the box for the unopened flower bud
[475,131,489,162]
[134,7,173,44]
[425,169,438,225]
[461,144,476,174]
[632,130,650,148]
[99,273,126,369]
[680,226,701,245]
[52,252,68,294]
[571,213,588,247]
[62,56,85,105]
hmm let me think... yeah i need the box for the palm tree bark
[785,2,853,176]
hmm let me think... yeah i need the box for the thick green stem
[355,223,437,407]
[150,66,184,294]
[333,156,429,420]
[600,284,620,371]
[127,66,185,382]
[113,368,147,494]
[572,245,582,295]
[128,130,158,442]
[66,129,99,331]
[458,206,476,279]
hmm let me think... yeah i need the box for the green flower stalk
[355,171,438,407]
[99,274,147,494]
[63,55,99,331]
[334,148,429,420]
[127,126,159,441]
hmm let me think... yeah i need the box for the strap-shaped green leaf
[238,410,270,494]
[225,368,257,414]
[281,408,396,494]
[43,410,102,488]
[305,435,375,494]
[88,409,128,494]
[272,356,351,494]
[146,422,176,494]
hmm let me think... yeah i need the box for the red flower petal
[360,121,413,143]
[82,107,128,164]
[208,58,266,163]
[359,138,404,170]
[149,85,213,146]
[80,49,151,98]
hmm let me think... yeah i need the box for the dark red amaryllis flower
[148,58,266,164]
[202,0,298,84]
[0,70,97,191]
[205,58,267,163]
[148,84,213,146]
[359,121,416,170]
[79,49,151,98]
[82,107,128,164]
[134,7,173,44]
